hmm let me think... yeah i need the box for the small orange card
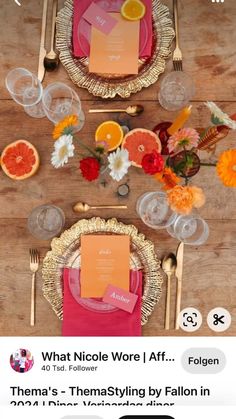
[89,13,139,75]
[80,235,130,298]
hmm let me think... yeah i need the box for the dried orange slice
[95,121,124,151]
[121,0,146,21]
[122,128,162,167]
[1,139,40,180]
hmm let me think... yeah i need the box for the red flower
[141,150,164,175]
[80,157,100,181]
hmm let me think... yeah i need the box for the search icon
[186,315,194,324]
[178,307,202,332]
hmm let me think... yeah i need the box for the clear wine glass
[27,204,65,240]
[167,214,209,245]
[5,68,45,118]
[136,191,177,229]
[42,82,85,131]
[158,71,195,111]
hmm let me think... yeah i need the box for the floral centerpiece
[50,102,236,216]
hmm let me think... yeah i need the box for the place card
[89,13,140,75]
[80,235,130,298]
[103,285,138,313]
[82,3,118,35]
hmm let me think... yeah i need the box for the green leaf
[173,161,186,174]
[186,155,194,167]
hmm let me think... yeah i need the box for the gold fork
[29,249,39,326]
[173,0,183,71]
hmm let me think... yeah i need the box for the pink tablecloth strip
[72,0,153,58]
[62,268,142,336]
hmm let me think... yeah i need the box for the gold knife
[175,241,184,329]
[38,0,48,82]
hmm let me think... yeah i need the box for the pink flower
[168,128,200,153]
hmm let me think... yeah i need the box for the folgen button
[181,348,226,374]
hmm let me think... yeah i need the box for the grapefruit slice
[122,128,162,167]
[95,121,124,151]
[1,140,40,180]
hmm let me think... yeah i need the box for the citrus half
[95,121,124,151]
[1,139,40,180]
[122,128,162,167]
[121,0,146,21]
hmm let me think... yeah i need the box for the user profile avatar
[10,348,34,373]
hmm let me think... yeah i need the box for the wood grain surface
[0,0,235,336]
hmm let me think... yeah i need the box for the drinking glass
[27,204,65,240]
[42,82,85,131]
[167,214,209,245]
[158,71,195,111]
[5,68,45,118]
[136,192,177,229]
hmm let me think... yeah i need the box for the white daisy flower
[108,148,131,181]
[51,134,75,168]
[205,101,236,129]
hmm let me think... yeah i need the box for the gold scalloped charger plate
[42,217,163,326]
[56,0,174,98]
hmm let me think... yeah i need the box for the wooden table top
[0,0,235,336]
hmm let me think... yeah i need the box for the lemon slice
[121,0,146,21]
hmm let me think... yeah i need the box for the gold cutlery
[29,249,39,326]
[173,0,183,71]
[175,241,184,329]
[38,0,48,82]
[162,253,177,330]
[44,0,59,72]
[73,202,127,213]
[89,104,144,117]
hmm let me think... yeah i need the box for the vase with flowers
[140,102,236,220]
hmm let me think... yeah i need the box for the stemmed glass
[136,192,209,245]
[42,82,85,131]
[5,68,45,118]
[136,192,178,229]
[167,214,209,245]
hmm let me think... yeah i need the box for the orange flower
[154,167,180,190]
[53,114,78,140]
[217,149,236,187]
[191,186,206,208]
[167,185,205,215]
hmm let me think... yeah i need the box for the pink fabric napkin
[72,0,153,58]
[62,268,142,336]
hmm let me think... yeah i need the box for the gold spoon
[73,202,127,213]
[44,0,59,72]
[89,104,144,117]
[162,253,177,330]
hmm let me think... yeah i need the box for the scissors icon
[213,314,225,326]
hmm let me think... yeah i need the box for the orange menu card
[80,235,130,298]
[89,13,140,75]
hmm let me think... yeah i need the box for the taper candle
[167,105,192,136]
